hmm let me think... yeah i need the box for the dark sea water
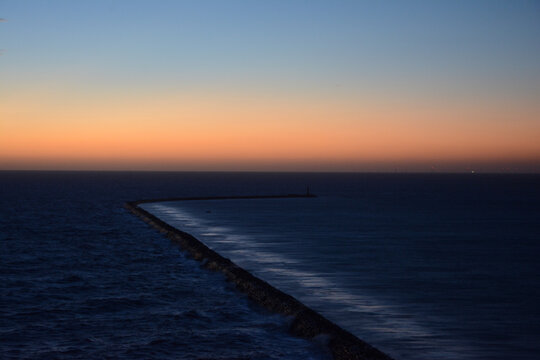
[2,172,539,359]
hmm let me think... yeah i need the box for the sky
[1,0,539,172]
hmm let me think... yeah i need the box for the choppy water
[2,172,539,359]
[0,172,330,360]
[141,174,540,360]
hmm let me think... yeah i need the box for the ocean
[1,172,539,359]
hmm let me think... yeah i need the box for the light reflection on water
[143,201,482,360]
[142,181,540,360]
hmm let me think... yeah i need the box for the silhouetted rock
[125,195,394,360]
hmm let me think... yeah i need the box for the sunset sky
[1,1,539,172]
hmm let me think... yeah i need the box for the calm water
[2,172,539,359]
[142,174,540,360]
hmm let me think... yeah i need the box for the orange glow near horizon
[2,1,540,172]
[2,90,539,171]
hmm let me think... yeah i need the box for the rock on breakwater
[125,195,394,360]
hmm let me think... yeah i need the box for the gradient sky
[1,0,539,172]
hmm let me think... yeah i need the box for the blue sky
[3,0,538,96]
[1,1,539,171]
